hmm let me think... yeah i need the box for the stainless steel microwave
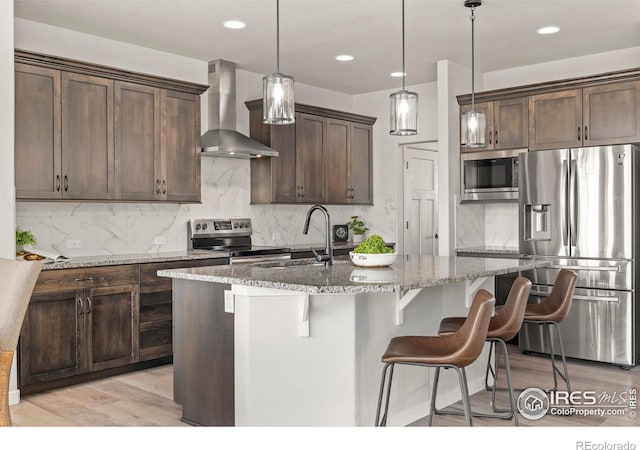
[460,149,527,202]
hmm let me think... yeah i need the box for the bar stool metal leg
[375,363,395,426]
[456,367,473,427]
[427,366,441,426]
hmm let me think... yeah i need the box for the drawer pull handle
[73,277,95,282]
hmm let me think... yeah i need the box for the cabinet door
[19,290,85,386]
[349,122,373,204]
[460,102,493,152]
[15,64,62,199]
[529,90,582,151]
[325,118,350,203]
[296,113,325,203]
[162,90,201,202]
[115,82,162,200]
[583,80,640,146]
[86,284,139,372]
[493,97,528,150]
[61,72,115,199]
[269,122,298,203]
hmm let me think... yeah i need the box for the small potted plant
[347,215,368,244]
[16,226,37,255]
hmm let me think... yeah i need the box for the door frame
[396,140,439,255]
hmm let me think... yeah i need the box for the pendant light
[461,0,486,147]
[389,0,418,136]
[263,0,295,125]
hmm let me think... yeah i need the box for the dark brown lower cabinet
[19,282,138,386]
[18,259,226,393]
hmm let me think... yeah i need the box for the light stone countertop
[158,255,549,295]
[38,250,230,270]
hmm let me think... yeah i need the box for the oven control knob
[202,223,208,230]
[195,224,201,231]
[244,222,251,229]
[238,222,244,228]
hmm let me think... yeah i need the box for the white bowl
[349,251,398,267]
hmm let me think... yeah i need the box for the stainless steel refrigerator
[519,144,640,367]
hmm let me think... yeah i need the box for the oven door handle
[231,254,292,265]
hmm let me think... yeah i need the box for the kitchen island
[158,255,548,426]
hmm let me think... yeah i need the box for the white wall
[1,4,15,259]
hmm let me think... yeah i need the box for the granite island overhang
[158,255,549,426]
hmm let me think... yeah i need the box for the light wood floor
[9,345,640,427]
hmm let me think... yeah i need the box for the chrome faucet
[303,204,333,266]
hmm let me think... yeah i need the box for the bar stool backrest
[0,259,42,351]
[540,269,578,322]
[490,277,531,341]
[450,289,495,367]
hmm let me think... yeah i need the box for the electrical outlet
[66,239,81,249]
[154,236,167,245]
[272,232,282,241]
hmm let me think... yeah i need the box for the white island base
[231,278,494,427]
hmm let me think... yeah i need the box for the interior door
[571,146,633,259]
[402,145,438,256]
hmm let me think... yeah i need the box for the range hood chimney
[201,60,278,158]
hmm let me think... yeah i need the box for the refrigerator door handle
[547,265,622,272]
[530,289,620,302]
[561,159,569,247]
[569,159,578,247]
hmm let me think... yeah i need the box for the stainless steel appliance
[460,149,526,202]
[188,218,291,264]
[519,144,640,367]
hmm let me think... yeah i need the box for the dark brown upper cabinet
[15,63,62,199]
[246,99,376,205]
[14,50,207,203]
[325,119,373,204]
[460,97,528,152]
[530,81,640,150]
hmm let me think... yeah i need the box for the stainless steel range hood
[201,59,278,159]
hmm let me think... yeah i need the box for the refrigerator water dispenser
[524,204,551,240]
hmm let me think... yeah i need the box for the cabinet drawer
[139,320,172,361]
[34,265,139,294]
[140,258,227,284]
[140,284,173,323]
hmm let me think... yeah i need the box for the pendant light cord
[470,6,476,109]
[401,0,406,91]
[276,0,280,74]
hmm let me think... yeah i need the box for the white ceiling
[14,0,640,94]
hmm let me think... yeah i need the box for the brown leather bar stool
[521,269,577,394]
[375,289,495,427]
[0,259,42,427]
[436,276,532,425]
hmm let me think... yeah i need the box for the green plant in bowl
[353,234,393,254]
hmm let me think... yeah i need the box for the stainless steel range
[188,218,291,264]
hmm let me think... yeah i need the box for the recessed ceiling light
[537,26,560,35]
[223,20,246,30]
[336,55,354,62]
[390,72,406,78]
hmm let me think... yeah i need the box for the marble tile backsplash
[17,157,395,257]
[455,202,519,249]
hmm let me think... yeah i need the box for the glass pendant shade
[263,73,295,124]
[390,89,418,136]
[461,109,486,147]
